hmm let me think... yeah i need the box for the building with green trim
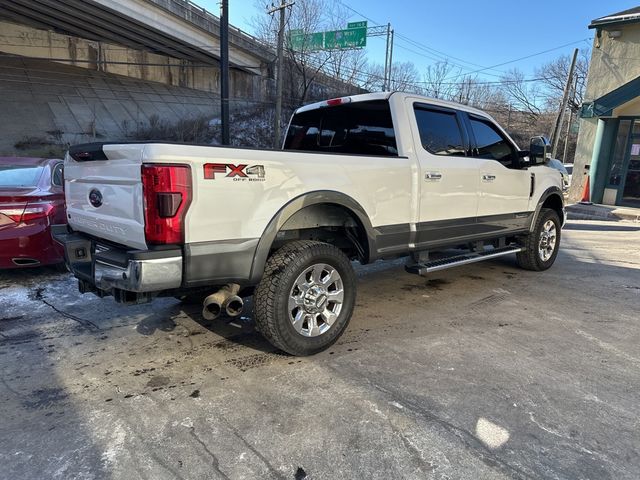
[572,7,640,207]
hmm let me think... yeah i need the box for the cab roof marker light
[324,97,351,107]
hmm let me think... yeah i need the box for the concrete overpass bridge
[0,0,273,74]
[0,0,361,154]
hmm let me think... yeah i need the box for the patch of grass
[13,137,66,158]
[128,114,214,144]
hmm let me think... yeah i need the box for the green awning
[580,75,640,118]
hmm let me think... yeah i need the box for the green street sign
[288,21,368,51]
[347,21,367,29]
[289,31,324,51]
[324,27,367,49]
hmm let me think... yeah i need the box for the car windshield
[0,165,43,187]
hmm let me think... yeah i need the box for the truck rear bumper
[94,254,182,292]
[52,225,182,293]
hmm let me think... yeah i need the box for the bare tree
[500,68,545,120]
[359,62,384,91]
[326,48,368,85]
[390,61,422,93]
[251,0,365,105]
[359,61,422,93]
[423,60,459,100]
[535,48,590,112]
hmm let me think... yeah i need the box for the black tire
[254,240,356,356]
[517,208,561,271]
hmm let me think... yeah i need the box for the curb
[565,203,640,222]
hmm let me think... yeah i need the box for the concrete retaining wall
[0,55,267,154]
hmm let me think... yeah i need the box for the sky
[194,0,635,81]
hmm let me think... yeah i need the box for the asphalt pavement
[1,219,639,480]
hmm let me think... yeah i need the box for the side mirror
[529,136,551,165]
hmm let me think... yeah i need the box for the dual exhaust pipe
[202,283,244,320]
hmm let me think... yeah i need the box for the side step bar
[405,246,523,276]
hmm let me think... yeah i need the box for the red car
[0,157,66,269]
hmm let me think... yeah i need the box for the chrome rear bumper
[52,225,183,293]
[94,256,182,292]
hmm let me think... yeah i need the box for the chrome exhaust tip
[202,284,241,320]
[12,258,40,266]
[202,295,223,320]
[224,295,243,317]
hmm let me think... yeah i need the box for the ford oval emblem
[89,188,103,208]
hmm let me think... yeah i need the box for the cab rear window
[284,100,398,156]
[0,166,42,187]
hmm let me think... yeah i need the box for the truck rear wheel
[254,240,356,356]
[516,208,561,271]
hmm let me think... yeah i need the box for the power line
[333,0,591,84]
[394,32,505,74]
[392,39,505,79]
[444,38,592,81]
[333,0,504,76]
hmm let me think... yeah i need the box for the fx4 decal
[204,163,266,182]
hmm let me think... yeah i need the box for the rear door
[465,114,532,221]
[409,101,482,246]
[64,143,148,250]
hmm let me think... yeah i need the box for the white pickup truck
[54,92,564,355]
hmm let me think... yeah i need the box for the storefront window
[608,119,631,186]
[622,121,640,206]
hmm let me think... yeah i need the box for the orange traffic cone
[579,175,592,204]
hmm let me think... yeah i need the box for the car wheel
[254,240,356,356]
[517,208,561,271]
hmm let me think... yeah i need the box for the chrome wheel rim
[288,263,344,337]
[538,219,557,262]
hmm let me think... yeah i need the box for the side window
[284,100,398,156]
[52,163,64,187]
[468,116,517,166]
[414,106,466,156]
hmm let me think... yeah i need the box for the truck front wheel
[254,240,356,356]
[516,208,561,271]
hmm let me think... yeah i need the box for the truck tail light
[141,164,192,244]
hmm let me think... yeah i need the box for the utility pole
[562,75,579,162]
[387,27,394,90]
[551,48,578,159]
[220,0,230,145]
[268,1,294,149]
[383,23,390,90]
[382,23,395,90]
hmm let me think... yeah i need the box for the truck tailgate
[64,144,147,250]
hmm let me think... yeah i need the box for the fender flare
[530,186,564,232]
[248,191,376,284]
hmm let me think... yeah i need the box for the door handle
[425,172,442,181]
[482,174,496,181]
